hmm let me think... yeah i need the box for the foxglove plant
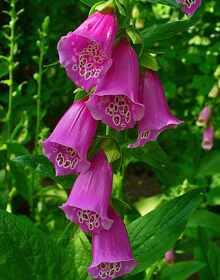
[41,98,98,176]
[196,106,211,126]
[86,37,145,131]
[87,206,137,279]
[176,0,202,17]
[128,69,182,148]
[202,124,214,150]
[58,8,118,92]
[60,149,113,233]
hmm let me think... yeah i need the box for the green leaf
[12,155,76,189]
[80,0,102,7]
[146,0,181,8]
[126,26,142,44]
[139,52,159,71]
[127,187,206,275]
[74,88,88,102]
[0,62,9,79]
[111,197,131,219]
[185,209,220,238]
[194,228,220,280]
[141,19,200,47]
[197,151,220,176]
[124,141,179,176]
[160,261,206,280]
[10,161,30,202]
[0,210,78,280]
[58,224,92,280]
[10,111,29,143]
[103,137,121,163]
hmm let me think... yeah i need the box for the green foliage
[127,187,205,275]
[160,261,206,280]
[0,209,79,280]
[194,228,220,280]
[13,155,76,188]
[124,141,179,176]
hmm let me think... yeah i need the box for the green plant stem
[7,0,16,141]
[6,0,16,191]
[34,49,44,155]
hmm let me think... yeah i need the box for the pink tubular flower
[87,206,137,279]
[202,124,214,150]
[196,106,211,126]
[165,248,175,265]
[57,8,118,92]
[41,99,98,176]
[60,149,113,234]
[176,0,201,17]
[128,69,182,148]
[85,38,145,131]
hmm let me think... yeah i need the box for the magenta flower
[202,124,214,150]
[165,248,175,265]
[176,0,201,17]
[85,38,145,131]
[58,9,118,92]
[87,206,137,279]
[196,106,211,126]
[60,149,113,234]
[41,99,98,176]
[128,69,182,148]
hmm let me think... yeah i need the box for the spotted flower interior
[58,34,112,92]
[41,142,84,176]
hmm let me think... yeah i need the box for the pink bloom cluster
[41,7,182,280]
[196,106,214,150]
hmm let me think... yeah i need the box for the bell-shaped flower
[41,98,98,176]
[165,248,175,265]
[58,8,118,92]
[176,0,201,17]
[60,149,113,234]
[202,124,214,150]
[87,206,137,279]
[196,106,211,126]
[128,69,182,148]
[85,37,145,131]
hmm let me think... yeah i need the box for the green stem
[34,47,44,154]
[31,35,44,221]
[7,0,16,141]
[6,0,16,191]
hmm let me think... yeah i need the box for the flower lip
[60,205,113,234]
[86,94,144,131]
[87,259,138,280]
[41,140,90,176]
